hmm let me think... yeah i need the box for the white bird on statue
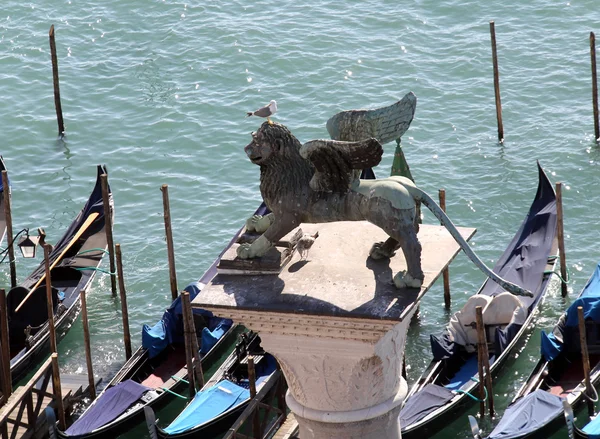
[246,100,277,124]
[297,232,319,260]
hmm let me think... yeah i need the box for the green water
[1,0,600,437]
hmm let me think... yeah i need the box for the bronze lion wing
[299,138,383,193]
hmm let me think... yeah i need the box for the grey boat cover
[486,389,563,439]
[399,384,454,428]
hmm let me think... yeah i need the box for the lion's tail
[413,187,532,298]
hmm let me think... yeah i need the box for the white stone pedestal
[192,221,475,439]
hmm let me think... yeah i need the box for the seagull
[297,231,319,260]
[246,100,277,124]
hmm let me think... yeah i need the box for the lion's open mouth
[250,156,262,163]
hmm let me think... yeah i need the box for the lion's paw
[236,243,255,259]
[369,242,396,260]
[245,214,272,234]
[393,271,422,289]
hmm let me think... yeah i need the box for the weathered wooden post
[247,355,261,439]
[556,182,568,297]
[80,290,96,400]
[1,171,16,288]
[181,292,204,389]
[591,32,599,142]
[101,174,117,296]
[161,185,178,300]
[116,244,132,360]
[50,353,66,430]
[577,306,594,416]
[476,306,494,417]
[0,289,11,399]
[49,25,65,137]
[439,189,451,308]
[45,244,58,354]
[490,21,504,143]
[181,292,196,398]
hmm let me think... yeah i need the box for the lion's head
[244,122,302,166]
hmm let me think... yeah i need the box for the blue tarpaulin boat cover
[486,390,563,439]
[164,380,249,435]
[582,412,600,438]
[141,281,233,358]
[542,262,600,361]
[65,380,151,436]
[399,384,454,429]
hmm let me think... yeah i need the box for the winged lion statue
[237,120,530,297]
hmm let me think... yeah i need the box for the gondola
[399,162,559,437]
[52,200,271,439]
[469,262,600,439]
[147,332,278,439]
[55,280,236,439]
[6,165,112,383]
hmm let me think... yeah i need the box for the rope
[160,387,187,399]
[0,228,29,264]
[455,377,488,402]
[73,267,115,275]
[544,270,569,284]
[543,254,570,283]
[171,375,189,385]
[583,383,599,403]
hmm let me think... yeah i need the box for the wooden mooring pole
[2,171,16,288]
[161,185,178,300]
[577,306,595,417]
[101,174,117,297]
[45,244,58,354]
[247,355,261,439]
[49,25,65,137]
[556,182,568,297]
[79,289,96,400]
[476,306,494,417]
[0,289,11,399]
[181,292,196,398]
[50,353,66,430]
[490,21,504,143]
[116,244,132,360]
[591,32,599,142]
[439,189,451,308]
[181,291,204,389]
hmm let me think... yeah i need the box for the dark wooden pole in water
[181,291,204,389]
[577,306,594,416]
[45,244,58,354]
[180,292,196,398]
[276,361,287,423]
[161,184,178,300]
[476,306,494,417]
[439,189,451,308]
[101,174,117,297]
[591,32,599,142]
[247,355,261,439]
[116,244,132,360]
[50,353,66,430]
[79,289,96,400]
[0,289,12,399]
[556,182,568,297]
[490,21,504,143]
[49,25,65,137]
[2,171,16,288]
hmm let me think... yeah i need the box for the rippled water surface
[1,0,600,437]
